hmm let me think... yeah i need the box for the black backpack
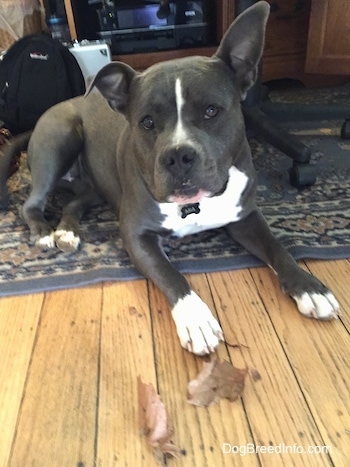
[0,33,86,134]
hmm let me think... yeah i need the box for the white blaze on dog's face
[173,77,189,147]
[165,76,212,205]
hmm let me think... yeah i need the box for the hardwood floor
[0,258,349,466]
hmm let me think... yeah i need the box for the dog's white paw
[292,292,340,320]
[36,233,55,249]
[171,291,224,355]
[54,229,80,252]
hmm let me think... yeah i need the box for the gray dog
[0,2,339,355]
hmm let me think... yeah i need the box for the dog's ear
[214,1,270,100]
[86,62,137,113]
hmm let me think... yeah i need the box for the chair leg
[243,106,312,163]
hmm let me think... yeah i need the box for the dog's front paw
[171,291,224,355]
[54,229,80,252]
[281,268,340,320]
[292,291,340,320]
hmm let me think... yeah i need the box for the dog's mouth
[166,178,228,205]
[167,189,211,205]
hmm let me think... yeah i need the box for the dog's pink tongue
[169,190,209,205]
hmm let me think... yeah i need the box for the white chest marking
[159,166,249,237]
[172,78,189,146]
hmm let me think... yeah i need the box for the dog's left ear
[86,62,137,113]
[215,1,270,100]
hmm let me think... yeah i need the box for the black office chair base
[243,101,350,188]
[243,105,316,188]
[289,162,316,188]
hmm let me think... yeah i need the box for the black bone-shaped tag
[180,203,200,218]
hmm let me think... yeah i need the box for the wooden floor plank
[208,269,333,467]
[0,294,43,467]
[96,280,157,466]
[249,265,350,467]
[148,273,259,467]
[9,286,102,467]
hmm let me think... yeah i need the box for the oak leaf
[138,376,180,460]
[187,359,247,407]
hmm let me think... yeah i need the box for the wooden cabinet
[306,0,350,75]
[262,0,311,82]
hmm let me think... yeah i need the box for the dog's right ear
[86,62,137,113]
[214,1,270,100]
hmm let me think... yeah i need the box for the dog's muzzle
[161,144,208,203]
[162,145,198,178]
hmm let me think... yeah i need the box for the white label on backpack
[29,53,49,60]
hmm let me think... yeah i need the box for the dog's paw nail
[318,307,340,321]
[326,292,340,315]
[217,331,225,341]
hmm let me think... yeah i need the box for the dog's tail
[0,131,32,209]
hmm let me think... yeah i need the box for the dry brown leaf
[187,359,247,407]
[138,376,180,460]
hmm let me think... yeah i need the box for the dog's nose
[163,146,196,176]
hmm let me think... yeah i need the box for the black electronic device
[94,1,214,54]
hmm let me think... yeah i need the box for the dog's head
[88,2,269,204]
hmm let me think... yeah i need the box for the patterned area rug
[1,82,350,296]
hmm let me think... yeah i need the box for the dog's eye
[141,116,155,130]
[204,105,218,119]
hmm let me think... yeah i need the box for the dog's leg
[123,230,224,355]
[226,210,339,319]
[22,119,84,248]
[54,181,102,252]
[21,170,62,248]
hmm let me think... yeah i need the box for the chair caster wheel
[289,163,316,188]
[341,119,350,139]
